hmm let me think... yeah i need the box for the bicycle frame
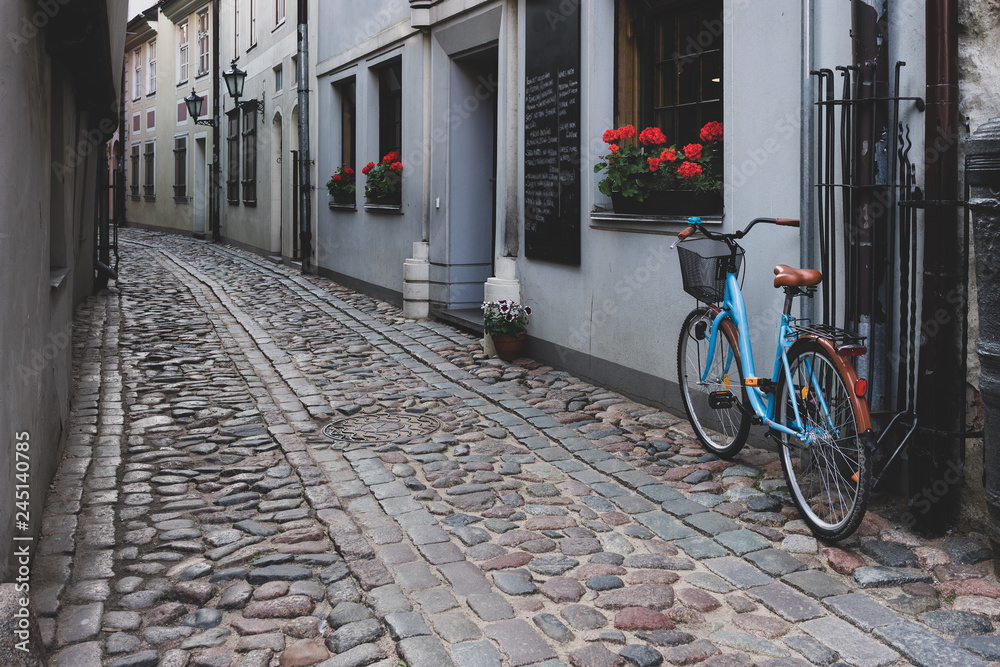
[701,271,816,441]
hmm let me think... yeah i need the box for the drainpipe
[212,0,221,243]
[297,0,312,273]
[421,28,431,244]
[800,0,815,322]
[911,0,962,535]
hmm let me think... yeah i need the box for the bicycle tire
[677,307,751,459]
[775,339,871,540]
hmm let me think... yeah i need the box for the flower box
[611,190,723,216]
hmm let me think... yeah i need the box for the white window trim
[197,10,210,77]
[273,64,283,94]
[147,39,157,95]
[133,47,142,100]
[178,21,190,85]
[274,0,285,28]
[249,0,258,47]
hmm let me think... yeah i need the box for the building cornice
[159,0,211,24]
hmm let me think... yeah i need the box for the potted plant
[362,151,403,207]
[483,299,531,361]
[326,165,356,206]
[594,121,724,215]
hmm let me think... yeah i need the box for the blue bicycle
[674,217,873,539]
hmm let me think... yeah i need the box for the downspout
[800,0,815,322]
[911,0,962,534]
[212,0,221,243]
[297,0,312,273]
[421,29,431,243]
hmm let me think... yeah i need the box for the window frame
[249,0,258,47]
[615,0,723,146]
[275,0,285,26]
[133,47,142,100]
[377,60,402,159]
[227,109,240,204]
[178,20,190,85]
[173,134,188,202]
[147,38,157,95]
[197,10,210,77]
[337,77,356,172]
[143,140,156,200]
[274,65,283,93]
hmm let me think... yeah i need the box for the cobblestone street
[31,229,1000,667]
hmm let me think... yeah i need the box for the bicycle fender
[793,335,873,434]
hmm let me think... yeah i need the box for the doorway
[445,46,499,311]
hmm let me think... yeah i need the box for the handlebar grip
[775,218,800,227]
[677,226,695,241]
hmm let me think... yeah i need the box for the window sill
[130,194,141,201]
[174,195,189,204]
[329,200,356,211]
[272,19,286,33]
[227,199,240,205]
[196,71,210,80]
[364,203,403,215]
[144,195,156,202]
[589,207,723,235]
[242,200,257,207]
[176,79,189,88]
[247,43,258,54]
[146,91,156,98]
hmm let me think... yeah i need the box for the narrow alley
[33,229,998,667]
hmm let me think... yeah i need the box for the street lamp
[223,59,263,116]
[185,89,215,126]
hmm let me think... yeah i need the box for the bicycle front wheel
[776,340,870,540]
[677,307,751,459]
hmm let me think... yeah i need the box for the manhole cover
[323,413,441,444]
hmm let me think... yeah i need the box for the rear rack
[790,321,867,345]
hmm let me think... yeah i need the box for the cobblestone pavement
[32,228,1000,667]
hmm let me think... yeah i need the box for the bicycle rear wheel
[776,339,870,540]
[677,307,751,459]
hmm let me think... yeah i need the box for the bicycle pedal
[708,391,736,409]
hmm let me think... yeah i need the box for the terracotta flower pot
[491,331,526,361]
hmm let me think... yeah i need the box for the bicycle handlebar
[673,216,800,245]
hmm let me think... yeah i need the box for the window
[227,110,240,203]
[616,0,722,144]
[198,10,210,76]
[274,65,283,92]
[275,0,285,25]
[147,39,156,94]
[130,144,140,198]
[147,109,155,130]
[174,135,188,200]
[177,99,188,123]
[242,106,257,203]
[292,55,298,86]
[338,78,356,171]
[143,141,155,199]
[249,0,257,46]
[133,47,142,100]
[132,112,141,133]
[378,61,402,158]
[178,21,189,83]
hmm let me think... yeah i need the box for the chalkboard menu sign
[523,0,580,264]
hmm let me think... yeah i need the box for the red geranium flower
[660,148,677,162]
[639,126,667,146]
[361,161,376,175]
[390,161,403,173]
[602,129,619,143]
[683,143,703,160]
[382,151,400,164]
[344,167,354,176]
[678,161,703,179]
[332,173,342,181]
[700,121,724,142]
[647,157,661,172]
[617,125,636,140]
[609,144,620,153]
